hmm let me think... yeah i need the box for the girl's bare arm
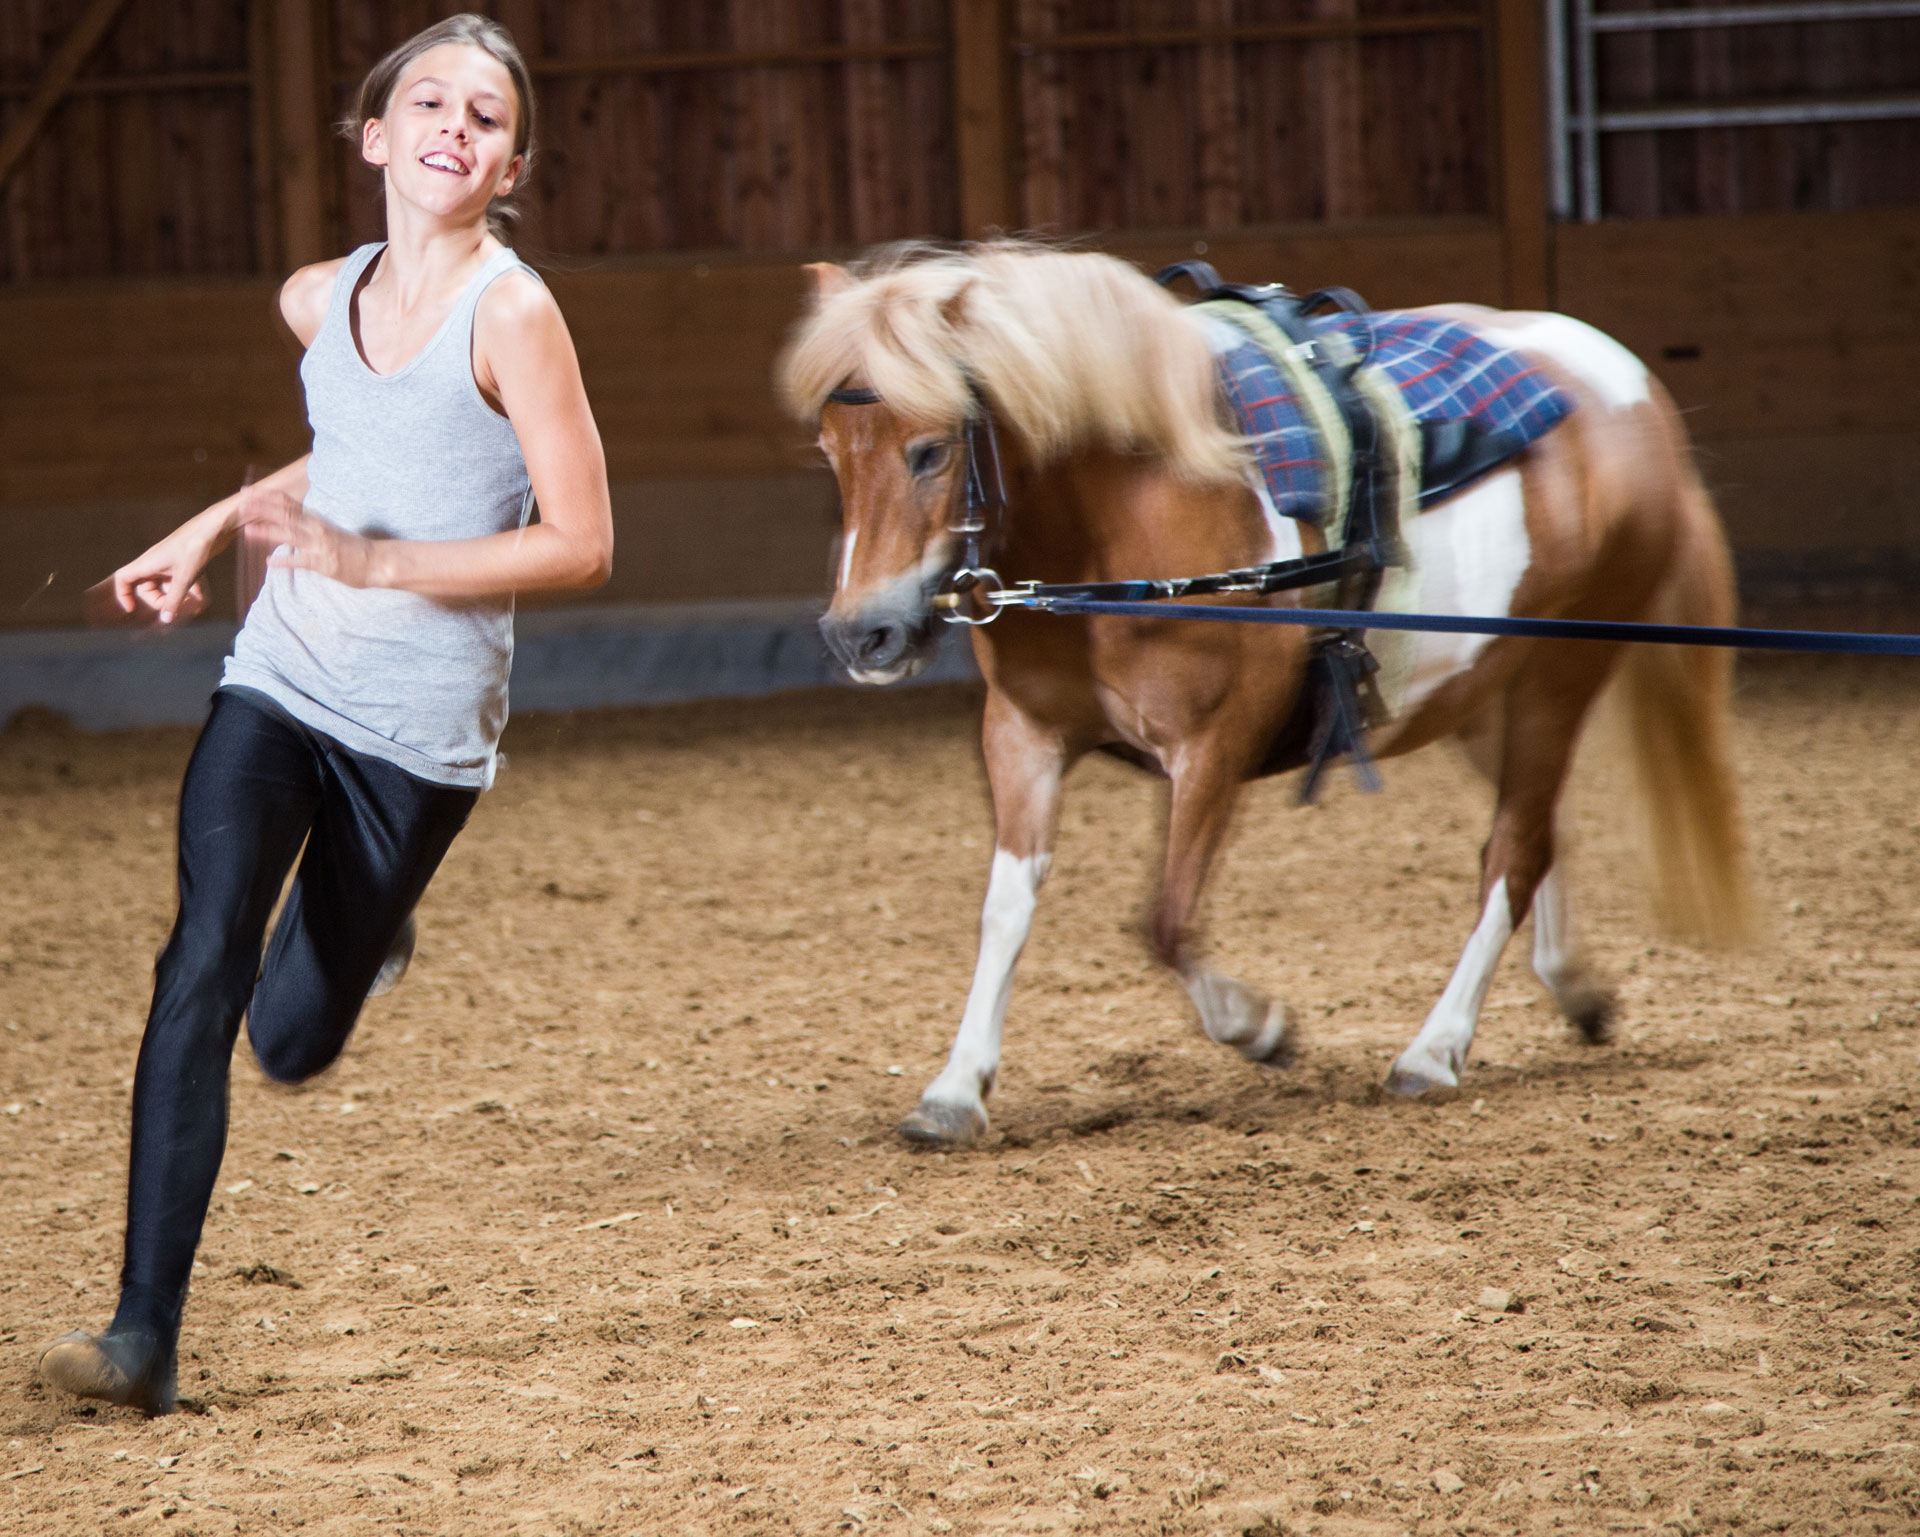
[87,456,311,627]
[85,264,340,627]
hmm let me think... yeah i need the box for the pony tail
[1617,474,1753,947]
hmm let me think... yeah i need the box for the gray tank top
[224,242,537,788]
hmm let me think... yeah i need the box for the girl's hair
[345,13,537,242]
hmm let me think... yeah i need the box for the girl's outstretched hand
[87,528,215,629]
[244,489,377,589]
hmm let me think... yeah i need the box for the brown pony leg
[899,691,1071,1147]
[1455,705,1615,1041]
[1151,737,1295,1066]
[1388,639,1621,1095]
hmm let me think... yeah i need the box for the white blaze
[837,527,859,592]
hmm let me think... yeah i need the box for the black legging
[112,688,475,1343]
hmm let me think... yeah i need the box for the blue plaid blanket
[1215,309,1575,525]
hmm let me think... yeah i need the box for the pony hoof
[1564,985,1617,1045]
[1247,1003,1298,1067]
[1384,1052,1459,1098]
[367,913,417,999]
[898,1100,988,1149]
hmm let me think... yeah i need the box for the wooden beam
[952,0,1013,237]
[1311,0,1365,222]
[270,0,332,269]
[530,42,942,78]
[0,69,251,99]
[1013,13,1484,52]
[1493,0,1553,309]
[1195,0,1242,229]
[0,0,135,192]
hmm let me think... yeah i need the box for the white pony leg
[1531,866,1574,995]
[1531,864,1616,1041]
[1387,877,1513,1096]
[900,849,1049,1145]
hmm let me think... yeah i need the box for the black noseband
[826,386,881,405]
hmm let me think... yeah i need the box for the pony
[779,241,1748,1147]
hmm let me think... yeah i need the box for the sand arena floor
[0,655,1916,1536]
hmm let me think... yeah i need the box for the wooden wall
[3,2,1918,631]
[0,0,259,282]
[4,0,1509,280]
[1012,0,1493,231]
[1594,3,1920,219]
[328,2,960,258]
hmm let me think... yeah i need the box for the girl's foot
[37,1329,176,1416]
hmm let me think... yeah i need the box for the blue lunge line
[1019,597,1920,656]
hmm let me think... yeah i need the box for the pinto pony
[779,242,1748,1147]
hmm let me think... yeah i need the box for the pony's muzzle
[819,603,933,682]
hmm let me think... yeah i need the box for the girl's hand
[91,527,217,628]
[244,491,378,589]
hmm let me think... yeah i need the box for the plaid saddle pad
[1215,308,1576,526]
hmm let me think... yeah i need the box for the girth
[1154,261,1392,800]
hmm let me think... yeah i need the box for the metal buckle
[932,567,1006,625]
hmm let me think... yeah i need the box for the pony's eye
[907,440,951,478]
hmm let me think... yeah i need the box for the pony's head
[779,242,1245,683]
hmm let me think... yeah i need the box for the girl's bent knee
[248,1012,356,1085]
[250,1037,336,1086]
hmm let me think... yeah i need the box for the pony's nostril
[858,624,904,665]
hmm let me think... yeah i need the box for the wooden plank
[270,0,330,267]
[1692,16,1740,217]
[529,41,942,76]
[842,0,889,243]
[1310,0,1365,221]
[1493,0,1550,309]
[248,0,281,274]
[492,0,544,59]
[0,69,251,98]
[951,0,1012,236]
[1555,208,1920,438]
[0,0,135,192]
[1013,14,1485,52]
[1195,0,1241,230]
[1014,0,1066,230]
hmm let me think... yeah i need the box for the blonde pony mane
[777,241,1246,484]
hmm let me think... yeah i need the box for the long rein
[821,386,1920,659]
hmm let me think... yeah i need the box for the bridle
[824,382,1009,625]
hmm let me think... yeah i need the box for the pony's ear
[940,279,976,329]
[805,262,854,300]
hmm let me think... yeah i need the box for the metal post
[1546,0,1571,220]
[1574,0,1601,221]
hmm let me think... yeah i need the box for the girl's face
[362,42,523,226]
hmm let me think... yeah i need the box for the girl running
[40,14,611,1415]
